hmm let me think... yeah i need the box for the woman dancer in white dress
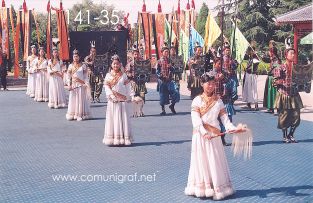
[34,47,49,102]
[47,48,67,108]
[26,45,38,98]
[103,55,134,146]
[66,49,92,121]
[185,72,243,201]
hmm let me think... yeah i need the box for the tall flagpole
[220,0,225,68]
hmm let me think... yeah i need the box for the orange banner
[141,12,151,59]
[1,7,10,59]
[155,13,165,58]
[46,11,52,59]
[56,10,69,61]
[23,10,31,61]
[10,7,20,78]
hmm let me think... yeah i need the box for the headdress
[194,41,201,50]
[90,40,96,49]
[223,42,230,50]
[284,37,295,57]
[132,44,139,53]
[170,42,176,49]
[161,42,169,52]
[200,70,216,83]
[52,41,59,51]
[73,49,79,55]
[216,46,222,58]
[111,54,120,62]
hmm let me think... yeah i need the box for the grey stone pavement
[1,76,313,203]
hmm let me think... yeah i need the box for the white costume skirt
[242,73,258,103]
[48,75,67,108]
[103,101,133,146]
[66,85,92,121]
[34,71,49,102]
[26,73,37,98]
[185,133,235,200]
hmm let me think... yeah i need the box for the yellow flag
[204,13,221,51]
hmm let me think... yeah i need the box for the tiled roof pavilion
[275,3,312,64]
[276,3,312,24]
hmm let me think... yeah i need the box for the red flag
[47,0,50,12]
[186,0,190,10]
[2,0,5,7]
[141,12,151,58]
[10,7,20,78]
[142,0,146,12]
[46,9,52,59]
[23,0,27,12]
[155,14,165,57]
[158,0,162,13]
[1,7,10,59]
[23,10,31,61]
[56,10,69,60]
[191,0,195,9]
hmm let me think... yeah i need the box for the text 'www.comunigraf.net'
[52,172,159,184]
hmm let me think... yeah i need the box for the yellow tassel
[231,123,253,160]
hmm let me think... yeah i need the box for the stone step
[6,77,27,87]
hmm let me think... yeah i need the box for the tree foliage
[215,0,311,52]
[196,3,209,38]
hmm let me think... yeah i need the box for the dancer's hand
[110,95,118,103]
[203,133,212,140]
[229,128,246,134]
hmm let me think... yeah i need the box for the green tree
[270,0,312,41]
[196,3,209,38]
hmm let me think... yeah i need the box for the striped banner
[155,13,165,58]
[23,10,31,61]
[56,10,69,61]
[46,10,52,59]
[0,7,10,59]
[141,12,151,59]
[10,7,20,78]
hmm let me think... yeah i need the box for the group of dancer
[23,38,303,200]
[25,45,91,121]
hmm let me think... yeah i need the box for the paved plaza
[1,77,313,203]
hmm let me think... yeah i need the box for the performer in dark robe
[273,48,303,143]
[84,42,103,103]
[0,46,9,91]
[188,45,204,99]
[157,45,180,115]
[125,45,147,102]
[263,41,281,113]
[242,47,259,110]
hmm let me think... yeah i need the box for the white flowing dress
[47,60,67,108]
[26,55,38,98]
[34,58,49,102]
[242,73,258,103]
[66,63,92,121]
[103,72,134,146]
[185,94,236,200]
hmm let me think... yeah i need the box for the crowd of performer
[15,37,303,147]
[0,37,302,201]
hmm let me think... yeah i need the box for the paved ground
[1,78,313,202]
